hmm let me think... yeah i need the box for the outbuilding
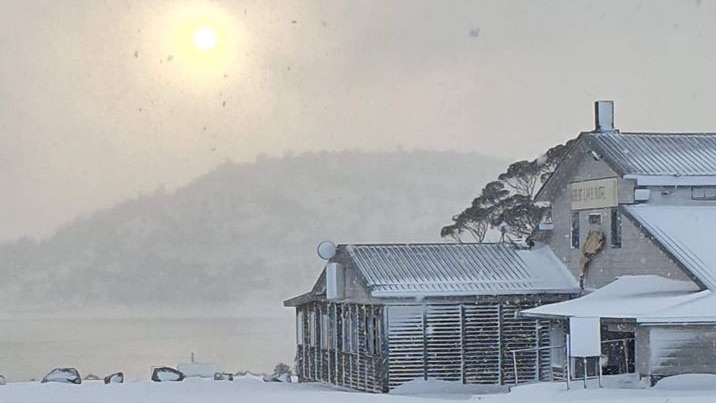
[284,242,579,392]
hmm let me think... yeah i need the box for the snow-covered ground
[5,375,716,403]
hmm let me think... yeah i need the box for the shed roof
[624,205,716,290]
[521,275,716,324]
[345,243,579,297]
[586,132,716,176]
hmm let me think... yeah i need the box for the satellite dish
[317,241,337,260]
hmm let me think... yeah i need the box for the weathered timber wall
[386,299,553,389]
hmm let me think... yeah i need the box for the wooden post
[535,320,541,381]
[382,305,389,393]
[497,303,503,384]
[565,333,571,390]
[363,305,368,391]
[460,304,466,384]
[422,304,428,380]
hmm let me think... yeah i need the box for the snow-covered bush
[41,368,82,384]
[263,363,292,383]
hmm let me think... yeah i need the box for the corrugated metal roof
[344,243,578,297]
[625,205,716,290]
[588,132,716,176]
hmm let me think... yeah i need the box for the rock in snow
[150,367,184,382]
[41,368,81,384]
[103,372,124,384]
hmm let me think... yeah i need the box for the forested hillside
[0,150,505,314]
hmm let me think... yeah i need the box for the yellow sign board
[569,178,618,210]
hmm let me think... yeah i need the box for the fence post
[565,337,570,390]
[512,351,519,385]
[582,357,587,389]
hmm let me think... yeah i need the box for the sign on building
[569,178,618,210]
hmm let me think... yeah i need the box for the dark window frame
[691,186,716,200]
[571,211,580,249]
[611,208,622,248]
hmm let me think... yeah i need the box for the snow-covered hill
[0,150,505,314]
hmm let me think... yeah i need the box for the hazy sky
[1,0,715,241]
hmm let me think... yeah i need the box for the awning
[521,275,716,324]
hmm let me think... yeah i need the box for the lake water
[0,314,296,382]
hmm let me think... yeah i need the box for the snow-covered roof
[536,132,716,203]
[521,275,716,324]
[624,205,716,290]
[587,132,716,176]
[345,243,579,298]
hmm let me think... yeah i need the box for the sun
[193,26,218,52]
[156,4,247,87]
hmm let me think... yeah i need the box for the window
[343,306,357,353]
[296,311,304,345]
[320,313,330,349]
[588,213,601,225]
[335,305,343,350]
[692,187,716,200]
[342,309,349,352]
[328,307,336,349]
[571,212,580,249]
[611,208,622,248]
[550,323,565,368]
[309,311,317,346]
[349,313,358,353]
[365,308,381,356]
[365,311,373,355]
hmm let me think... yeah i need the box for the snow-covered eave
[624,174,716,187]
[370,288,581,299]
[638,318,716,325]
[522,311,716,325]
[283,291,319,307]
[519,310,639,322]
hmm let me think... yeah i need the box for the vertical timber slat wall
[499,300,552,384]
[298,299,557,392]
[387,300,551,390]
[463,303,501,384]
[501,301,537,384]
[296,302,385,393]
[425,305,463,381]
[538,321,552,381]
[387,305,425,389]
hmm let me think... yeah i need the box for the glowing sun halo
[193,26,218,51]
